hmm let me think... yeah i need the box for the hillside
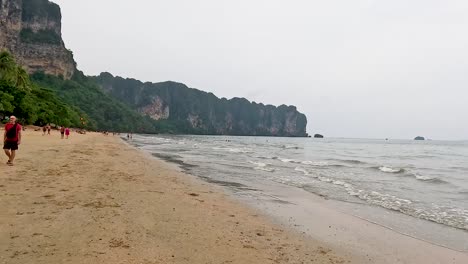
[0,50,82,127]
[93,73,308,136]
[0,0,309,136]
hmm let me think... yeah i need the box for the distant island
[414,136,425,141]
[314,134,324,138]
[0,0,308,137]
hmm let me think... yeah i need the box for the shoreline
[127,134,468,263]
[1,131,466,263]
[0,131,354,263]
[228,177,468,263]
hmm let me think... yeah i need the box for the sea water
[128,135,468,251]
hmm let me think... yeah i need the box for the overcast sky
[52,0,468,140]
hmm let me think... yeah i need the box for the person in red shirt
[65,127,70,139]
[3,116,22,166]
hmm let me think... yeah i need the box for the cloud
[53,0,468,139]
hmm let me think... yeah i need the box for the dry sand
[0,131,356,264]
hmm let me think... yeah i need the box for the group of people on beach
[59,126,71,139]
[42,125,70,139]
[3,115,72,166]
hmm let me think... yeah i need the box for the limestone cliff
[94,73,308,137]
[0,0,75,79]
[3,0,309,137]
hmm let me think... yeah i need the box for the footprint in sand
[109,238,130,248]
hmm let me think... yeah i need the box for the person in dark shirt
[60,126,65,139]
[3,116,22,166]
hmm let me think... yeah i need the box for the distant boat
[314,134,324,138]
[414,136,425,141]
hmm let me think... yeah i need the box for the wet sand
[0,131,353,264]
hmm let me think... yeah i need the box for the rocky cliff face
[94,73,308,137]
[0,0,75,79]
[2,0,309,136]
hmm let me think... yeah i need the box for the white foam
[379,166,402,173]
[415,175,434,181]
[255,155,277,160]
[294,167,309,175]
[302,161,329,166]
[249,161,267,167]
[250,161,275,172]
[332,180,346,186]
[213,147,252,153]
[254,166,276,172]
[318,177,332,183]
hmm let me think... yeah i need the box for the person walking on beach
[42,125,47,136]
[3,116,22,166]
[65,127,70,139]
[47,125,51,135]
[60,126,65,139]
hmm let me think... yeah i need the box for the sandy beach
[1,130,467,264]
[0,130,354,264]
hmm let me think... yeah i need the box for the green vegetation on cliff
[22,0,61,22]
[28,70,308,136]
[93,73,308,136]
[20,0,62,45]
[0,51,81,126]
[20,28,61,45]
[0,51,158,132]
[2,0,308,136]
[30,71,159,133]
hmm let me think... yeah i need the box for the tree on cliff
[0,51,31,91]
[0,51,81,126]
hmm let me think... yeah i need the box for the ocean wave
[249,161,276,172]
[279,158,332,167]
[301,160,330,166]
[414,175,434,181]
[212,147,253,153]
[291,166,467,231]
[375,166,449,184]
[294,167,309,175]
[328,159,367,165]
[280,158,300,163]
[377,166,405,173]
[414,175,448,184]
[294,167,351,188]
[281,145,301,150]
[257,155,343,168]
[449,166,468,172]
[305,176,468,230]
[346,188,468,230]
[255,155,278,160]
[254,167,276,172]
